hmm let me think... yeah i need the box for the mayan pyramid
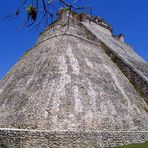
[0,9,148,148]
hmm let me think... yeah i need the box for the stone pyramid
[0,9,148,147]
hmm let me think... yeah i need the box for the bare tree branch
[1,0,92,30]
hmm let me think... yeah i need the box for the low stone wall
[0,129,148,148]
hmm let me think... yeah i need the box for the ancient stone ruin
[0,9,148,147]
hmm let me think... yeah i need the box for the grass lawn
[0,144,7,148]
[114,142,148,148]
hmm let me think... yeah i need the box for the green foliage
[61,22,67,27]
[0,144,7,148]
[113,142,148,148]
[63,7,71,11]
[26,5,34,13]
[26,5,37,20]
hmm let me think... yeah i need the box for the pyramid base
[0,129,148,148]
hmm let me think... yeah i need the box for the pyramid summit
[0,9,148,147]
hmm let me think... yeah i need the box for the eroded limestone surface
[83,21,148,102]
[0,10,148,147]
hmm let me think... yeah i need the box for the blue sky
[0,0,148,79]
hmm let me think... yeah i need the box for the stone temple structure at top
[0,9,148,147]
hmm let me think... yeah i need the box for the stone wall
[0,129,148,148]
[101,43,148,104]
[82,22,148,104]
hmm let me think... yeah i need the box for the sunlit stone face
[0,89,3,94]
[0,12,148,132]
